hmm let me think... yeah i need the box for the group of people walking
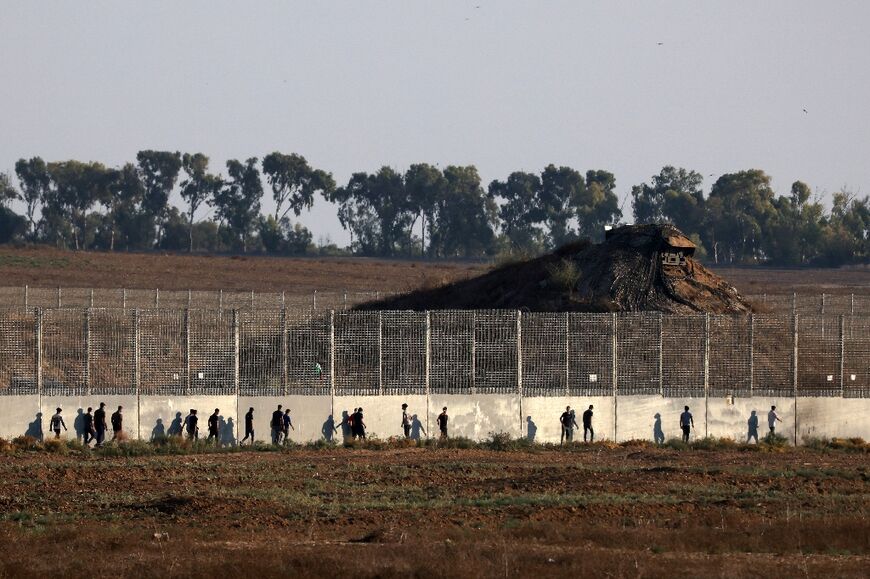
[49,403,124,447]
[559,405,595,444]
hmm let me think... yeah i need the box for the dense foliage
[1,154,866,265]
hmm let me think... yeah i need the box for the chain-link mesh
[239,310,281,396]
[381,311,426,395]
[709,315,752,396]
[42,308,87,395]
[616,314,660,395]
[521,312,567,397]
[569,313,613,396]
[662,315,705,397]
[189,310,234,395]
[843,316,870,398]
[0,308,36,394]
[475,310,518,394]
[0,287,24,306]
[797,315,841,396]
[334,311,379,396]
[429,311,473,394]
[752,315,794,397]
[286,310,331,395]
[139,309,186,395]
[89,309,134,395]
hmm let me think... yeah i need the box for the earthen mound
[360,224,752,313]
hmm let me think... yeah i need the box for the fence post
[839,314,845,397]
[329,310,335,399]
[611,313,618,441]
[791,292,796,316]
[343,291,348,311]
[470,312,477,395]
[281,291,285,309]
[133,309,140,441]
[250,290,255,310]
[57,287,61,308]
[313,290,317,311]
[424,311,431,398]
[820,293,826,314]
[658,312,664,397]
[517,310,523,435]
[184,308,190,395]
[187,289,192,309]
[850,293,854,316]
[84,307,91,396]
[793,314,799,443]
[23,285,28,308]
[281,307,288,397]
[155,288,159,308]
[703,313,710,438]
[35,308,43,403]
[564,312,570,397]
[219,290,223,310]
[89,289,94,308]
[233,309,240,397]
[122,288,127,311]
[377,311,383,396]
[748,314,755,397]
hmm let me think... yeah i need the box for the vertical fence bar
[343,291,348,311]
[84,307,91,396]
[155,288,159,308]
[658,312,664,396]
[219,290,223,310]
[250,290,254,310]
[748,313,755,397]
[839,314,845,398]
[89,289,94,308]
[187,289,192,309]
[424,311,431,398]
[133,309,140,440]
[470,312,477,395]
[313,290,317,311]
[281,307,288,397]
[122,288,127,311]
[703,313,710,438]
[564,312,570,397]
[281,291,285,309]
[329,310,335,398]
[377,311,383,396]
[23,285,28,308]
[821,293,826,314]
[611,313,618,441]
[233,309,240,397]
[184,308,190,395]
[850,293,854,316]
[35,308,43,403]
[517,310,523,435]
[57,287,61,308]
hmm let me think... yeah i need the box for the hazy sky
[2,1,868,246]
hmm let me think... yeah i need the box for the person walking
[679,406,694,443]
[110,406,123,441]
[271,405,284,445]
[747,410,759,444]
[82,407,95,446]
[353,407,366,440]
[183,409,199,441]
[401,403,411,439]
[768,405,782,437]
[282,409,295,445]
[93,402,108,447]
[653,413,665,444]
[241,407,255,446]
[560,406,573,444]
[582,405,594,443]
[207,409,220,443]
[49,408,67,439]
[437,407,449,440]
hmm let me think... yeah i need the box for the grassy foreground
[0,436,867,578]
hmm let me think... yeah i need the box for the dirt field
[0,445,867,578]
[0,245,867,296]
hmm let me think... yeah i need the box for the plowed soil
[0,447,867,577]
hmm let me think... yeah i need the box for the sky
[1,0,868,246]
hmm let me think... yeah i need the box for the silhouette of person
[220,417,235,446]
[26,412,44,441]
[653,413,665,444]
[321,415,335,442]
[336,410,352,440]
[526,416,537,442]
[73,408,85,442]
[151,418,166,441]
[167,412,183,437]
[747,410,759,444]
[410,414,426,440]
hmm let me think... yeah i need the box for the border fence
[1,307,868,399]
[0,286,868,315]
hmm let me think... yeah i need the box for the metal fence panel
[617,314,659,395]
[189,310,234,395]
[568,313,613,396]
[334,311,380,396]
[429,311,474,394]
[89,309,134,395]
[286,310,331,395]
[239,310,281,396]
[797,315,841,396]
[475,310,518,394]
[844,316,870,398]
[709,315,752,397]
[0,308,36,394]
[381,311,426,395]
[752,315,794,397]
[42,309,86,395]
[662,315,706,397]
[521,312,567,397]
[139,309,186,395]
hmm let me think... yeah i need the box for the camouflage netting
[359,224,752,314]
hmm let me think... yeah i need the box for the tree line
[0,152,866,265]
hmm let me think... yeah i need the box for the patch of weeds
[12,435,41,452]
[43,438,68,454]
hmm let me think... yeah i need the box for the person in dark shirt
[582,405,594,442]
[183,409,199,440]
[271,405,284,445]
[353,408,366,440]
[679,406,694,443]
[241,407,255,445]
[437,407,449,439]
[93,403,108,447]
[110,406,123,441]
[50,408,67,438]
[207,409,220,443]
[559,406,573,444]
[401,403,411,438]
[282,409,295,445]
[82,407,95,446]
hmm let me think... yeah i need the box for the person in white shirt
[767,405,782,436]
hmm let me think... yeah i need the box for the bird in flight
[803,108,808,114]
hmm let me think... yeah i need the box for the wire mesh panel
[854,295,870,315]
[254,292,285,309]
[0,308,37,394]
[92,289,125,309]
[284,294,314,310]
[709,315,752,397]
[188,310,234,395]
[794,295,823,315]
[824,295,853,315]
[568,313,613,396]
[616,313,660,395]
[313,293,347,312]
[223,291,253,309]
[662,315,705,397]
[42,308,86,395]
[139,310,186,395]
[157,291,188,309]
[190,291,221,309]
[239,310,282,396]
[752,315,794,397]
[474,310,518,394]
[89,309,134,394]
[797,315,841,396]
[843,316,870,398]
[334,311,380,396]
[0,287,24,306]
[286,309,331,395]
[126,289,158,309]
[429,311,474,394]
[26,288,57,308]
[381,311,426,395]
[521,313,567,397]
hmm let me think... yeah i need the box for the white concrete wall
[428,394,521,441]
[238,396,332,444]
[41,395,139,442]
[521,397,614,443]
[616,395,705,442]
[333,395,428,440]
[708,396,796,444]
[138,395,237,443]
[797,397,870,441]
[0,395,40,440]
